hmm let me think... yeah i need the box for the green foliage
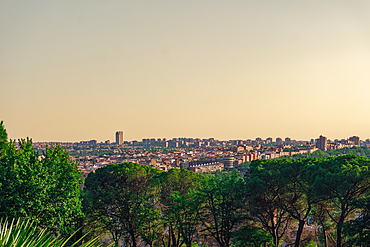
[0,218,105,247]
[285,146,370,160]
[310,149,330,158]
[0,138,83,238]
[311,201,336,247]
[154,168,201,204]
[83,162,162,247]
[235,162,250,173]
[153,168,202,247]
[343,196,370,246]
[194,173,249,247]
[165,191,200,247]
[3,121,370,247]
[301,239,317,247]
[247,159,295,246]
[0,121,7,157]
[232,226,273,247]
[300,155,370,246]
[248,155,370,247]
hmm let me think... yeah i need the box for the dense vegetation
[0,122,89,245]
[0,218,103,247]
[2,121,370,246]
[81,156,370,247]
[283,146,370,159]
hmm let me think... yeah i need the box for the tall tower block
[116,131,124,145]
[316,135,327,151]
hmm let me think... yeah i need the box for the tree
[153,168,201,247]
[165,191,200,247]
[0,137,84,238]
[233,225,273,247]
[247,159,293,246]
[302,155,370,247]
[276,158,320,247]
[310,150,330,158]
[0,121,7,156]
[194,173,249,247]
[311,200,336,247]
[83,162,162,247]
[343,196,370,246]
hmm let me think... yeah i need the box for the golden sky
[1,1,370,142]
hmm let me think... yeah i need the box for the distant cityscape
[29,131,367,178]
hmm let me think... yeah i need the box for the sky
[1,0,370,142]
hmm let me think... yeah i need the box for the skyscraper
[116,131,124,145]
[316,135,327,151]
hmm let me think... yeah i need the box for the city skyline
[26,131,366,144]
[2,1,370,142]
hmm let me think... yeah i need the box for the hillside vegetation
[1,121,370,246]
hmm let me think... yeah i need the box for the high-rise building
[276,137,282,145]
[349,136,360,146]
[284,137,291,144]
[316,135,327,151]
[116,131,124,145]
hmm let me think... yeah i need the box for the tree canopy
[83,162,162,247]
[0,122,83,239]
[0,121,7,156]
[3,119,370,247]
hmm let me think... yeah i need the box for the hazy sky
[2,0,370,142]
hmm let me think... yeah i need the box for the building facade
[349,136,360,146]
[116,131,124,145]
[316,135,327,151]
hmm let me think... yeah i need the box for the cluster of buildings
[314,135,360,151]
[31,133,367,178]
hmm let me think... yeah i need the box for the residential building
[116,131,124,145]
[316,135,327,151]
[276,137,282,145]
[349,136,360,146]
